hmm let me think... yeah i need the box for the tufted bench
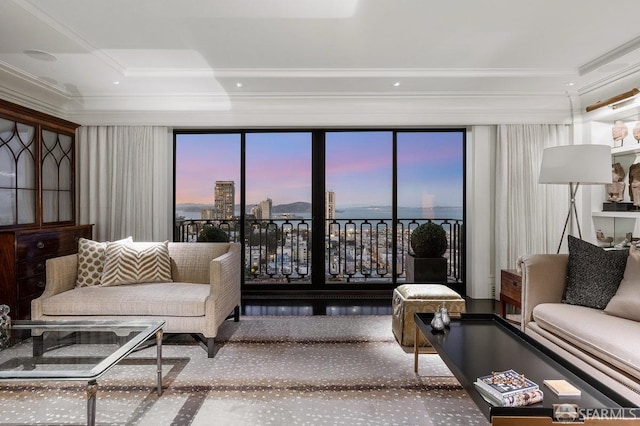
[392,284,466,347]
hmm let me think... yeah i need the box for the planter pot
[405,254,447,283]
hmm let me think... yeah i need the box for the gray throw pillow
[563,235,627,309]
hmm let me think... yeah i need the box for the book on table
[543,379,581,397]
[474,369,543,407]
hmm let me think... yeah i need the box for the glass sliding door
[325,131,393,283]
[397,131,465,291]
[245,132,312,283]
[174,132,241,242]
[174,128,466,292]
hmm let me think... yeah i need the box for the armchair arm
[206,243,242,330]
[31,254,78,319]
[209,243,241,298]
[518,253,568,331]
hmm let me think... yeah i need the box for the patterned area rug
[0,316,485,425]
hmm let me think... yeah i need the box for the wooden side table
[500,269,522,322]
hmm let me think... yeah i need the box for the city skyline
[175,131,463,209]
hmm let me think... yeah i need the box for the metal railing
[175,217,464,284]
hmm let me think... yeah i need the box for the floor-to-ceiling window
[174,129,465,294]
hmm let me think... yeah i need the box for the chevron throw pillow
[101,241,172,286]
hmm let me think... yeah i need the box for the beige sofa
[519,253,640,406]
[32,242,241,357]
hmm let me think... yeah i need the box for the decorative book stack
[474,369,543,407]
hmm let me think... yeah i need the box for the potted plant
[197,226,229,242]
[406,222,448,283]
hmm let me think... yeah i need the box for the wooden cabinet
[499,269,522,322]
[0,224,93,319]
[0,99,90,319]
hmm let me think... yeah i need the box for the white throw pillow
[101,240,172,286]
[76,236,132,287]
[605,245,640,321]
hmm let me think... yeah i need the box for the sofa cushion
[533,303,640,380]
[605,245,640,321]
[40,282,209,316]
[101,241,172,286]
[563,236,627,309]
[76,236,132,287]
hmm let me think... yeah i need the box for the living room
[2,1,640,424]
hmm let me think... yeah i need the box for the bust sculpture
[613,120,629,147]
[607,163,626,202]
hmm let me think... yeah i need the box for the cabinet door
[41,128,74,224]
[0,118,37,226]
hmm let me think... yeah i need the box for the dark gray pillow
[564,236,628,309]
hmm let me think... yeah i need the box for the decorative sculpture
[612,120,629,147]
[607,163,626,202]
[630,163,640,206]
[596,229,614,247]
[0,304,10,329]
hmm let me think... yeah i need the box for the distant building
[326,190,336,220]
[250,205,262,219]
[260,198,272,220]
[201,208,214,220]
[214,181,235,219]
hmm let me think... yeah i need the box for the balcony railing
[175,217,464,284]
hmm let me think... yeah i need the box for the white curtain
[76,126,172,242]
[495,124,570,271]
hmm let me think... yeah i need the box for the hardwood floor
[241,296,498,316]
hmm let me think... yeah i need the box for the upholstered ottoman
[392,284,466,347]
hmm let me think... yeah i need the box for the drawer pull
[512,281,519,286]
[37,281,45,288]
[36,241,45,249]
[36,263,45,271]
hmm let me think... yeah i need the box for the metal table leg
[156,329,163,396]
[86,380,97,426]
[414,325,419,373]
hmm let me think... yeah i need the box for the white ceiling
[2,0,640,126]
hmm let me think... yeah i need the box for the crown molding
[64,93,571,127]
[213,67,576,79]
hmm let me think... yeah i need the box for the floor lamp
[539,145,611,254]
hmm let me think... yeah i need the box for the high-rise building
[326,190,336,220]
[214,181,235,219]
[201,208,214,220]
[260,198,272,220]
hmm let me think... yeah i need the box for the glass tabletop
[0,320,164,382]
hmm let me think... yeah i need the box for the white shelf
[612,143,640,156]
[592,211,640,218]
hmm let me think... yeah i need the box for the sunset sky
[175,131,463,209]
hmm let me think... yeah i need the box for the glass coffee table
[414,313,637,423]
[0,320,164,426]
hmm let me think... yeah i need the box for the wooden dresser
[0,224,93,320]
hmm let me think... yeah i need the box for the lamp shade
[538,144,611,184]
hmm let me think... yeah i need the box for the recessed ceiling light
[565,82,575,87]
[236,82,243,88]
[393,82,401,87]
[113,80,120,85]
[23,49,57,62]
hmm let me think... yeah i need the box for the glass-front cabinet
[0,100,77,229]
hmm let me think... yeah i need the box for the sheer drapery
[76,126,172,241]
[495,124,569,272]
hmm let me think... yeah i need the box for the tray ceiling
[1,0,640,125]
